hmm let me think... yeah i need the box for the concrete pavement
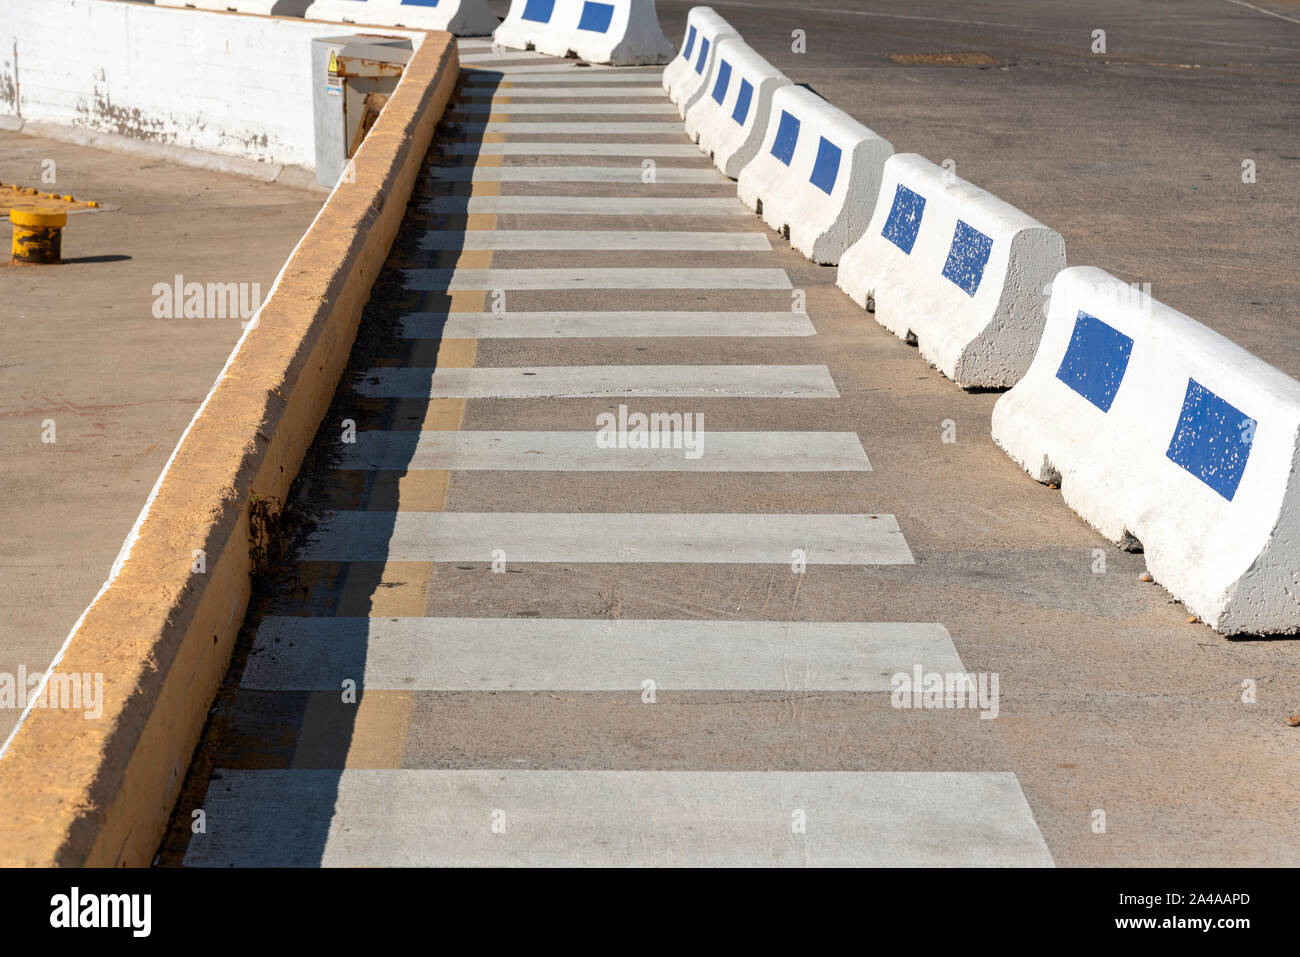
[0,131,322,742]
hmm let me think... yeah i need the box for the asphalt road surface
[161,3,1299,867]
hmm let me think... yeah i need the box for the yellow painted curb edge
[0,33,460,867]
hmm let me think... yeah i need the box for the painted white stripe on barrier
[451,101,676,114]
[737,85,893,265]
[443,143,699,155]
[398,267,792,290]
[419,197,746,215]
[353,364,838,398]
[401,310,816,338]
[183,770,1053,867]
[299,511,912,563]
[684,36,792,179]
[837,154,1067,389]
[494,0,674,66]
[336,430,870,471]
[992,266,1300,634]
[244,619,949,691]
[662,7,737,117]
[426,166,719,183]
[417,230,769,250]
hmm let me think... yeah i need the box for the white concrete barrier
[0,0,423,170]
[992,266,1300,634]
[304,0,498,34]
[837,154,1067,388]
[662,7,737,118]
[736,86,892,265]
[683,36,790,180]
[496,0,673,65]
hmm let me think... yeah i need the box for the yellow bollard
[10,207,67,264]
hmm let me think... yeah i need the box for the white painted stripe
[417,230,767,251]
[443,143,699,156]
[244,619,953,691]
[426,166,719,183]
[455,86,666,98]
[183,770,1054,867]
[399,268,791,291]
[459,53,557,64]
[451,102,676,114]
[463,64,663,76]
[354,365,836,399]
[450,121,684,134]
[336,431,870,471]
[462,72,669,83]
[299,512,911,564]
[401,311,816,338]
[420,197,744,216]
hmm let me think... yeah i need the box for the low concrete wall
[0,26,459,868]
[0,0,423,169]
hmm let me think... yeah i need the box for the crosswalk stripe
[298,512,913,564]
[462,72,669,83]
[399,268,791,291]
[353,365,837,399]
[426,166,719,183]
[336,430,870,471]
[419,197,744,216]
[448,121,684,134]
[458,53,557,64]
[442,143,700,156]
[418,230,767,251]
[243,619,955,691]
[182,770,1054,867]
[463,65,663,76]
[451,102,676,114]
[455,87,667,98]
[400,310,816,338]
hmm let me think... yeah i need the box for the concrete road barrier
[496,0,673,65]
[993,266,1300,635]
[837,153,1067,388]
[683,36,790,180]
[303,0,499,33]
[737,85,892,265]
[156,0,280,11]
[663,7,737,117]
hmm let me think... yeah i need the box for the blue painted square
[809,137,842,195]
[769,110,799,165]
[694,37,710,75]
[400,0,440,6]
[1166,379,1256,501]
[681,24,697,61]
[578,1,614,33]
[711,60,732,105]
[881,184,926,255]
[941,220,994,297]
[522,0,554,23]
[1054,311,1134,412]
[731,79,753,125]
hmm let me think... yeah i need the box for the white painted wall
[0,0,422,169]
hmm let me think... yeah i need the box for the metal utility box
[311,35,413,187]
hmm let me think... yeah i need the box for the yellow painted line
[291,691,414,770]
[281,105,495,772]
